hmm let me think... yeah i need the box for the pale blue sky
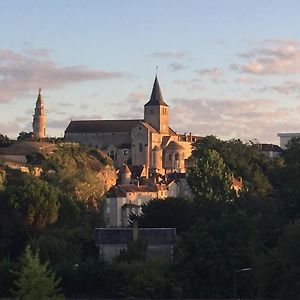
[1,0,300,143]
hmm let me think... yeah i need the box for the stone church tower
[32,88,46,138]
[144,76,169,134]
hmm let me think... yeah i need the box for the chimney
[133,221,138,241]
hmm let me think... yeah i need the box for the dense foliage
[0,136,300,298]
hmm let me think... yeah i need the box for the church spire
[144,76,169,107]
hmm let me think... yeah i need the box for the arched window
[175,153,179,160]
[168,154,172,161]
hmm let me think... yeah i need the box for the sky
[1,0,300,144]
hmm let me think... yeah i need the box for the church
[64,76,200,175]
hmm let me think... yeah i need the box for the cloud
[170,97,299,143]
[235,76,257,84]
[111,91,146,119]
[169,62,187,71]
[195,68,224,79]
[112,91,147,106]
[0,121,22,137]
[47,114,102,129]
[233,39,300,75]
[0,48,126,103]
[150,51,186,60]
[264,81,300,95]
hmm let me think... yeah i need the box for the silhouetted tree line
[0,136,300,299]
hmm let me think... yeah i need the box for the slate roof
[128,165,148,179]
[95,228,177,245]
[256,143,283,152]
[144,76,169,107]
[141,121,158,133]
[107,184,158,197]
[65,119,142,133]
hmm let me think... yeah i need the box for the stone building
[33,89,46,139]
[65,76,200,174]
[95,227,176,262]
[105,168,178,227]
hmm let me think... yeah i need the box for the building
[65,76,200,174]
[278,132,300,149]
[105,168,179,227]
[256,143,283,159]
[33,89,46,139]
[95,227,177,262]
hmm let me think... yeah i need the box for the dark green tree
[0,133,12,147]
[12,245,63,300]
[188,148,234,203]
[275,137,300,222]
[130,197,193,234]
[6,176,60,235]
[17,131,33,141]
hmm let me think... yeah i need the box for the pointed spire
[144,76,169,107]
[36,88,43,104]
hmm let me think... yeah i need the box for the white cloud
[0,48,126,103]
[234,40,300,75]
[195,67,224,79]
[170,97,299,143]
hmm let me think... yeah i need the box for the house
[278,133,300,149]
[256,143,283,159]
[95,227,177,262]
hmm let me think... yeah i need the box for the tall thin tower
[32,88,46,138]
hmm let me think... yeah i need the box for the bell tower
[144,76,169,134]
[33,88,46,139]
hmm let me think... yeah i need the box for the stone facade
[64,76,200,174]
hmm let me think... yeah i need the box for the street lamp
[234,268,252,300]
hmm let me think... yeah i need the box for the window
[168,154,172,161]
[175,153,179,160]
[123,149,128,155]
[139,143,143,152]
[110,151,115,160]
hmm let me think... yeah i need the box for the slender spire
[144,76,168,107]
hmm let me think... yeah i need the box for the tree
[130,197,193,234]
[188,148,234,203]
[17,131,33,141]
[273,137,300,222]
[192,136,273,197]
[7,176,60,235]
[0,133,12,147]
[13,245,63,300]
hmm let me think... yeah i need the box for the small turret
[152,145,163,172]
[32,88,46,139]
[119,164,132,184]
